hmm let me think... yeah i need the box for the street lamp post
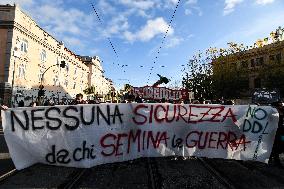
[10,46,21,107]
[38,61,66,103]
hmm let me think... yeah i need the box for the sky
[2,0,284,89]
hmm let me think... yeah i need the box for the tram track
[57,168,87,189]
[147,158,161,189]
[2,157,284,188]
[0,128,16,185]
[197,157,236,189]
[0,169,17,183]
[198,157,284,189]
[236,160,284,185]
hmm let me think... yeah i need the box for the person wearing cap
[269,101,284,166]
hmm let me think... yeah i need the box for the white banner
[2,104,279,170]
[131,86,189,100]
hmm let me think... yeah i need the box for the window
[57,57,60,69]
[276,53,281,64]
[20,39,28,53]
[74,67,78,75]
[53,75,59,86]
[256,57,264,66]
[269,55,275,61]
[250,59,255,67]
[40,49,47,62]
[241,61,248,67]
[231,62,236,68]
[66,63,69,73]
[38,69,44,82]
[73,82,76,89]
[64,80,68,87]
[43,32,48,41]
[18,64,26,78]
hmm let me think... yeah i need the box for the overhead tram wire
[146,0,182,85]
[90,2,127,86]
[90,3,119,59]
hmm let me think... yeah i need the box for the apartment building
[0,4,112,106]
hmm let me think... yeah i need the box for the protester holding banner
[18,100,25,107]
[2,104,279,170]
[270,101,284,166]
[135,95,143,103]
[0,105,8,110]
[224,100,235,105]
[29,101,38,107]
[71,93,86,105]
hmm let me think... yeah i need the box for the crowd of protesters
[270,101,284,167]
[1,92,284,167]
[5,92,237,108]
[121,92,235,105]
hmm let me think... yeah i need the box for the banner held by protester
[1,104,279,170]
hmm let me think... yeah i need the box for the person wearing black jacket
[270,101,284,167]
[71,93,86,105]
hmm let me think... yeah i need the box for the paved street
[1,156,284,188]
[0,131,15,177]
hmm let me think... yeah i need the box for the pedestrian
[135,95,143,103]
[184,99,190,104]
[44,99,50,106]
[199,98,205,104]
[224,100,234,105]
[127,93,135,103]
[29,101,38,107]
[168,99,174,104]
[269,101,284,167]
[0,105,8,110]
[88,100,95,104]
[49,100,55,106]
[71,93,86,105]
[18,100,24,107]
[193,100,200,104]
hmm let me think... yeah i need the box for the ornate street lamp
[11,44,21,107]
[38,61,66,102]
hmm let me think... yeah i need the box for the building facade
[212,31,284,99]
[80,56,114,99]
[0,4,112,106]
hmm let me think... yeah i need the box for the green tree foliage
[83,86,96,95]
[183,26,284,100]
[182,43,250,100]
[182,52,213,100]
[124,84,133,91]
